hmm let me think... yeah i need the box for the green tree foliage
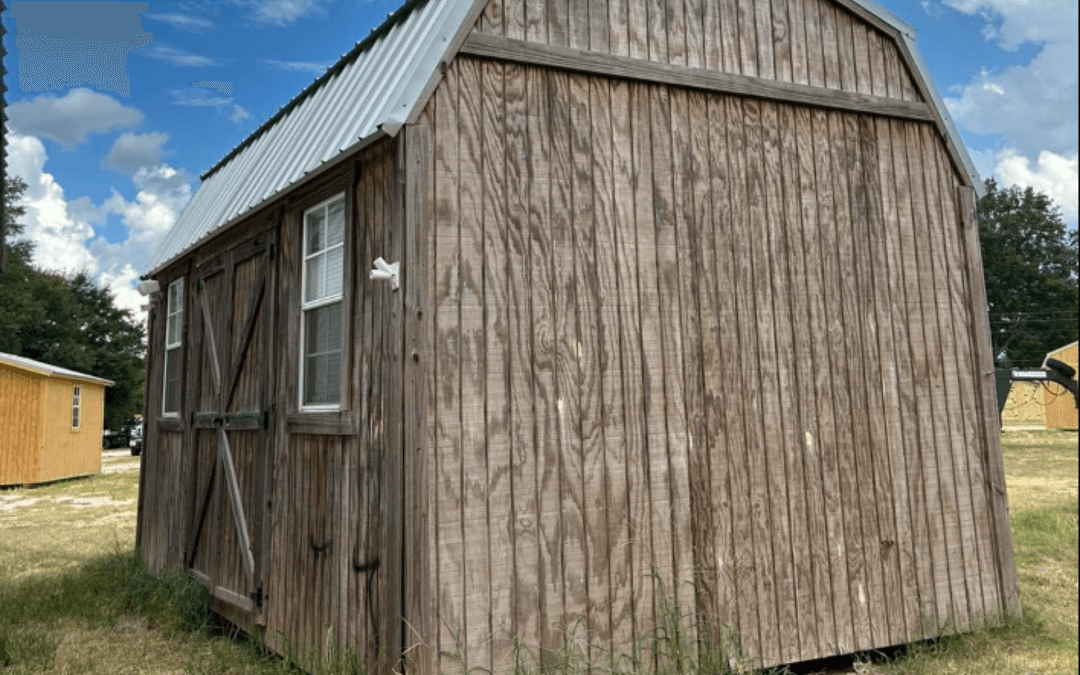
[1,176,145,430]
[979,178,1079,367]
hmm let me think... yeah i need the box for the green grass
[0,432,1076,674]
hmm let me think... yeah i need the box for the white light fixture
[369,257,400,291]
[137,279,160,296]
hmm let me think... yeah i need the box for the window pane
[325,246,343,298]
[305,253,324,303]
[303,302,342,405]
[169,282,182,314]
[167,313,179,345]
[327,198,344,247]
[164,347,182,413]
[306,208,325,255]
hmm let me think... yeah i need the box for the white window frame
[71,385,82,429]
[299,193,346,411]
[162,277,184,416]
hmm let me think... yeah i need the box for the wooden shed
[999,381,1044,427]
[0,352,111,486]
[138,0,1020,670]
[1043,341,1078,429]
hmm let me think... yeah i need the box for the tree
[978,178,1079,367]
[1,175,146,429]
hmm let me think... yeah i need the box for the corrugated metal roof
[148,0,478,273]
[148,0,984,274]
[0,352,115,386]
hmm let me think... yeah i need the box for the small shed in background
[1000,381,1045,427]
[1043,341,1078,429]
[0,352,112,486]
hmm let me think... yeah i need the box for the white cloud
[143,12,215,33]
[141,43,219,67]
[261,58,328,74]
[104,132,170,174]
[6,89,143,151]
[943,0,1078,226]
[6,133,194,322]
[992,149,1079,224]
[170,89,252,124]
[245,0,330,26]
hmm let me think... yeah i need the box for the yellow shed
[0,352,113,486]
[1043,341,1079,430]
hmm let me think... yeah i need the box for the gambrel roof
[148,0,982,275]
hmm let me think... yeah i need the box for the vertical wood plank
[718,0,741,74]
[838,111,891,647]
[834,8,858,93]
[761,100,802,663]
[736,0,758,76]
[703,0,721,71]
[852,22,872,96]
[957,183,1019,617]
[609,0,628,56]
[943,169,1002,621]
[887,119,941,632]
[591,75,631,664]
[742,98,781,666]
[806,107,853,655]
[403,123,433,673]
[904,119,958,632]
[651,84,695,645]
[526,0,547,42]
[754,0,775,78]
[630,80,664,651]
[772,0,792,82]
[504,61,540,658]
[803,0,825,88]
[609,78,644,653]
[692,89,723,645]
[859,115,916,643]
[569,0,589,49]
[724,95,761,659]
[458,57,492,675]
[588,0,609,52]
[669,85,703,652]
[647,0,668,62]
[481,58,515,668]
[778,102,821,660]
[666,0,687,67]
[506,0,525,39]
[916,123,976,632]
[866,30,888,99]
[685,0,704,68]
[787,0,808,85]
[627,0,648,59]
[819,2,841,90]
[550,0,570,47]
[433,61,465,670]
[569,71,609,661]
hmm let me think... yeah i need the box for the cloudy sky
[3,0,1077,320]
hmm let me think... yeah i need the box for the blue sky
[4,0,1077,319]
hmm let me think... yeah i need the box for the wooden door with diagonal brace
[185,226,276,619]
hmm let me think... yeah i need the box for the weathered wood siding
[139,139,408,669]
[265,140,403,666]
[472,0,922,100]
[423,55,1012,670]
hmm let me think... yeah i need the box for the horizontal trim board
[459,33,936,123]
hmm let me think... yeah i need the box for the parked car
[102,428,130,449]
[129,423,143,456]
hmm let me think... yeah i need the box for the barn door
[185,226,276,620]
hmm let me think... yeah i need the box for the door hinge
[261,409,271,430]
